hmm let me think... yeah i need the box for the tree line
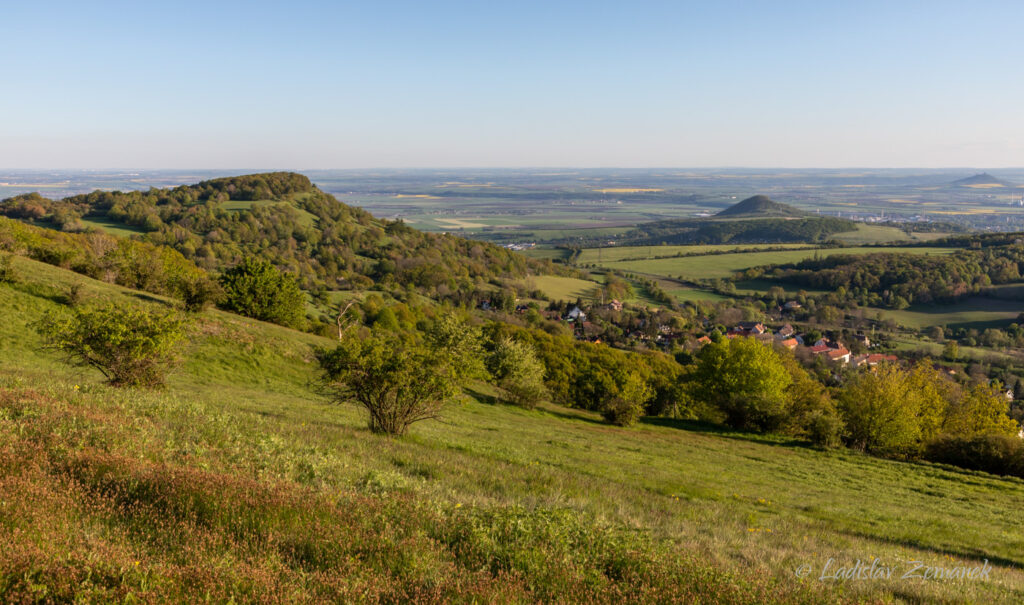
[746,245,1024,308]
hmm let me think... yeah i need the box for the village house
[779,337,799,350]
[728,322,768,338]
[826,348,852,365]
[852,333,871,348]
[851,353,899,368]
[814,337,844,349]
[738,321,767,334]
[566,306,586,322]
[783,301,802,311]
[775,324,795,339]
[605,299,623,312]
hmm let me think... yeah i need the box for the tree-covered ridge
[0,172,574,298]
[746,245,1024,307]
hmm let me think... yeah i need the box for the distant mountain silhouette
[950,172,1016,188]
[715,195,805,218]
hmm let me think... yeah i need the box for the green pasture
[873,298,1024,330]
[594,246,959,281]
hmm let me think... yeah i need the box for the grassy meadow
[575,244,815,265]
[2,256,1024,602]
[872,298,1024,330]
[585,246,958,282]
[831,224,952,245]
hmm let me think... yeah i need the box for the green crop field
[732,279,828,297]
[2,255,1024,602]
[664,285,734,303]
[591,246,959,281]
[832,223,951,245]
[873,297,1024,330]
[576,244,815,265]
[518,246,573,261]
[519,274,602,301]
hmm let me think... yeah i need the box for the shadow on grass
[639,416,812,448]
[10,280,66,305]
[843,527,1023,570]
[541,406,609,427]
[129,291,175,307]
[464,386,498,405]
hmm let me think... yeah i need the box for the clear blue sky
[3,0,1023,168]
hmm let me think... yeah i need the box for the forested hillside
[746,245,1024,307]
[0,172,572,302]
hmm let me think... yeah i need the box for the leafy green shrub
[487,337,548,408]
[779,353,844,446]
[692,337,792,431]
[0,253,16,283]
[63,283,85,307]
[219,257,306,328]
[175,273,222,312]
[843,363,951,456]
[806,410,845,448]
[315,332,463,436]
[598,372,652,426]
[925,434,1024,479]
[426,313,487,379]
[942,382,1020,438]
[34,303,188,387]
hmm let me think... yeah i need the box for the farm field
[517,246,572,262]
[519,274,601,301]
[590,246,959,282]
[873,297,1024,330]
[832,223,951,244]
[2,255,1024,603]
[889,336,1022,365]
[575,243,815,265]
[663,284,734,303]
[732,279,828,297]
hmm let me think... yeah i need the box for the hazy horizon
[5,1,1024,169]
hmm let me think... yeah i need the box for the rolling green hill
[0,173,574,305]
[715,195,806,219]
[2,250,1023,602]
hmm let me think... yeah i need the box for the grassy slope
[2,256,1024,603]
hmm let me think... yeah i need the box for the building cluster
[501,242,536,251]
[706,322,898,367]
